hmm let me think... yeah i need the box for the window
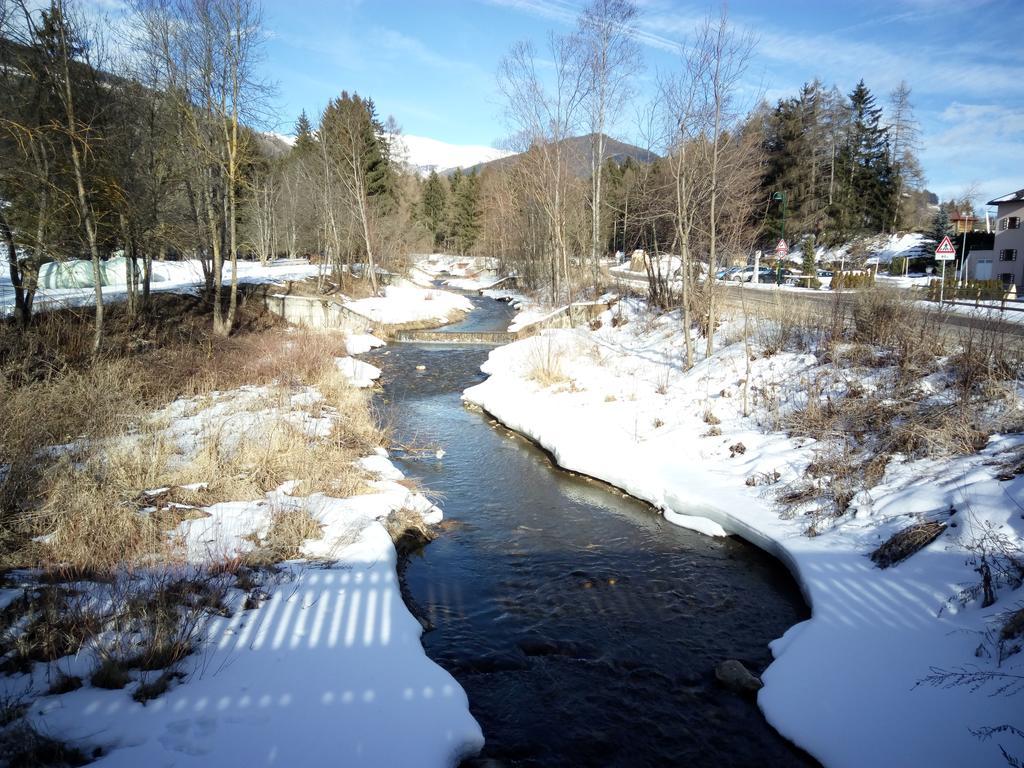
[1000,249,1018,262]
[999,272,1015,285]
[1002,216,1021,230]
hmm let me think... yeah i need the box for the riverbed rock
[714,659,763,693]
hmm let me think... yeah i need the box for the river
[363,294,813,767]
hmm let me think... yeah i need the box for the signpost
[774,240,788,285]
[935,235,956,304]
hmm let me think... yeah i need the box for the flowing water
[363,295,813,767]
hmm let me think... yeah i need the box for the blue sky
[263,1,1020,205]
[86,0,1007,207]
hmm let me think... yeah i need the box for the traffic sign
[774,239,789,256]
[935,235,956,261]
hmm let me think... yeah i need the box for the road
[605,270,1024,339]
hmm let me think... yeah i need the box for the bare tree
[137,0,267,335]
[690,7,756,358]
[25,0,107,351]
[578,0,640,270]
[659,56,708,369]
[498,33,590,306]
[887,80,923,232]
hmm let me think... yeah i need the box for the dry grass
[871,520,947,569]
[526,336,568,388]
[765,286,1023,529]
[382,506,437,556]
[2,292,385,572]
[0,588,105,674]
[241,506,323,566]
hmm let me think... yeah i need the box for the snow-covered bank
[344,279,473,327]
[413,254,505,291]
[13,479,483,767]
[462,302,1024,767]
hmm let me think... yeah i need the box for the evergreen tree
[841,80,895,235]
[294,110,315,155]
[928,207,951,247]
[420,170,449,249]
[451,171,482,255]
[800,234,816,276]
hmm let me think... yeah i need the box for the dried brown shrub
[871,520,947,568]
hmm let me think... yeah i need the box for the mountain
[257,132,296,158]
[384,134,512,176]
[462,133,659,177]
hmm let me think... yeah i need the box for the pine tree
[294,110,315,155]
[420,170,449,249]
[451,171,482,255]
[928,207,951,248]
[843,80,895,235]
[800,234,816,276]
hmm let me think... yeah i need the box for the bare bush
[526,336,568,388]
[871,520,947,568]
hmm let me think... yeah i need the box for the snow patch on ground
[335,357,382,389]
[343,279,473,326]
[345,333,386,356]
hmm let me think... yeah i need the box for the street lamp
[772,191,787,243]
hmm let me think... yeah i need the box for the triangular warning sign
[774,239,789,255]
[935,236,956,256]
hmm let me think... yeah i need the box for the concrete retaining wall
[264,294,372,334]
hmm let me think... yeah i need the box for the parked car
[732,266,774,282]
[716,266,742,280]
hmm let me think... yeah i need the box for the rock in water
[715,660,763,693]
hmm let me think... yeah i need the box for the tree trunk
[57,37,104,353]
[0,213,29,327]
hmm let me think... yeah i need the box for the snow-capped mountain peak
[384,133,512,175]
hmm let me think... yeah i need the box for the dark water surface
[363,296,813,767]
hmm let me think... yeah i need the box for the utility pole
[959,212,970,289]
[773,191,787,286]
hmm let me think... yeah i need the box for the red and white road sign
[935,235,956,261]
[774,239,789,256]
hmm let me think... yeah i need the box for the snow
[410,254,509,291]
[344,279,473,326]
[0,256,320,318]
[385,134,512,176]
[461,300,1024,768]
[335,356,382,389]
[23,496,483,767]
[345,333,386,356]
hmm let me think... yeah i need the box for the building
[967,188,1023,291]
[949,211,980,234]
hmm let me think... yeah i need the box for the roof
[987,188,1024,205]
